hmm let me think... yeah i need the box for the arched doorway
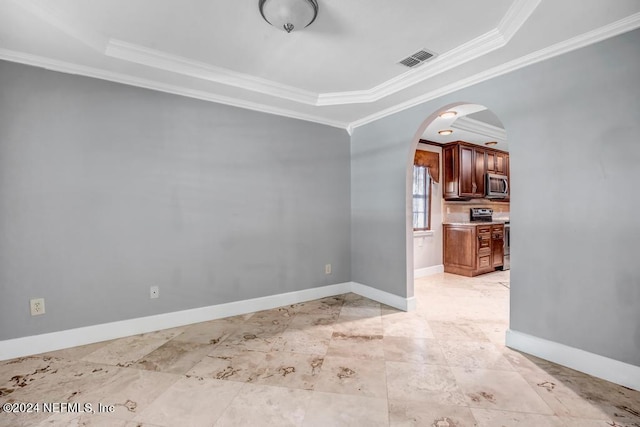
[405,102,509,299]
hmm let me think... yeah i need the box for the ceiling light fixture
[438,130,454,136]
[259,0,319,33]
[485,141,498,146]
[438,111,457,119]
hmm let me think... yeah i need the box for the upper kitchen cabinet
[443,141,509,201]
[487,151,508,175]
[443,142,485,200]
[474,147,487,197]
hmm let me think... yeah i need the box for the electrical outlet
[30,298,45,316]
[150,286,159,299]
[325,264,332,274]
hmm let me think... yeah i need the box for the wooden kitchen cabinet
[443,145,460,199]
[443,143,485,200]
[486,151,507,175]
[474,147,487,196]
[443,223,504,277]
[458,145,474,197]
[491,224,504,268]
[443,141,509,200]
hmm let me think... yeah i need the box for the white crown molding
[498,0,542,41]
[102,0,537,109]
[11,0,323,106]
[11,0,539,108]
[319,0,540,106]
[349,11,640,131]
[317,28,507,106]
[4,2,639,130]
[0,48,349,131]
[452,117,507,141]
[105,39,320,106]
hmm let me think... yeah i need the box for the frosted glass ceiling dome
[259,0,319,33]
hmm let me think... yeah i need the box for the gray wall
[0,61,351,340]
[351,116,418,297]
[351,28,640,366]
[2,28,639,367]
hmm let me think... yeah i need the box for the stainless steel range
[469,208,493,222]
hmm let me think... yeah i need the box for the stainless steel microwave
[486,173,509,198]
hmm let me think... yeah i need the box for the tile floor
[1,271,639,426]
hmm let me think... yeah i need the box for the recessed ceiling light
[438,111,457,119]
[485,141,498,146]
[438,130,453,136]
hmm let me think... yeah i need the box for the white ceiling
[1,0,639,133]
[422,104,510,152]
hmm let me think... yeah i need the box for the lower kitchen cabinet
[491,225,504,268]
[443,223,504,277]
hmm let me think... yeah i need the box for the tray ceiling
[1,0,639,131]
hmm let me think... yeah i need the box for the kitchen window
[413,165,431,230]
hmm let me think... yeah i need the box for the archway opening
[406,102,510,304]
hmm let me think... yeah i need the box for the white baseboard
[351,282,416,312]
[0,281,416,361]
[506,329,640,391]
[0,282,350,361]
[414,264,444,278]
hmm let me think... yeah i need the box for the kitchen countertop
[443,220,509,226]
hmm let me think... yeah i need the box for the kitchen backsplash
[443,200,509,222]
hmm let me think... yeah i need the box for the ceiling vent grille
[398,49,436,68]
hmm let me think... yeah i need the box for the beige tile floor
[1,271,639,426]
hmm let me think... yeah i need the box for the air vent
[399,57,421,68]
[398,49,436,68]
